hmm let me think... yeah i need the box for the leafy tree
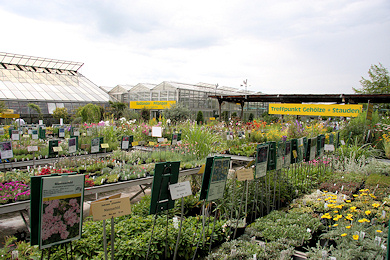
[221,111,229,122]
[353,63,390,94]
[248,113,254,122]
[28,103,43,119]
[108,101,127,119]
[77,104,103,123]
[140,107,150,122]
[0,101,6,114]
[52,107,69,123]
[162,103,190,123]
[196,111,204,125]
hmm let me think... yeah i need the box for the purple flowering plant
[0,181,30,204]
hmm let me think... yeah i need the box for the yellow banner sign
[0,113,19,118]
[130,101,176,109]
[269,103,362,117]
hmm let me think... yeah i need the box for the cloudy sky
[0,0,389,94]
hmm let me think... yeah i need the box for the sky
[0,0,389,94]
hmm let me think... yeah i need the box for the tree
[140,107,150,122]
[353,63,390,94]
[52,107,69,123]
[162,104,190,123]
[196,111,204,125]
[108,101,127,119]
[28,103,43,120]
[77,104,102,123]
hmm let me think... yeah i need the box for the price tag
[157,138,165,143]
[292,150,298,159]
[236,168,254,181]
[23,134,29,138]
[149,141,155,146]
[27,146,38,152]
[131,141,139,146]
[100,143,109,148]
[169,181,192,200]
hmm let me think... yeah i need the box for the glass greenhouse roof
[0,52,83,71]
[0,53,109,103]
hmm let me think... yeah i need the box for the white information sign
[169,181,192,200]
[0,141,13,159]
[152,126,162,137]
[40,175,84,249]
[12,130,19,141]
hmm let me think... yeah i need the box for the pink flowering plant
[0,181,30,204]
[41,197,81,246]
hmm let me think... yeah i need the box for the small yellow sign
[198,164,206,175]
[209,117,216,121]
[53,146,63,152]
[236,168,254,181]
[149,141,155,146]
[90,197,131,221]
[292,150,298,159]
[269,103,362,117]
[100,143,109,148]
[130,101,176,110]
[131,141,139,146]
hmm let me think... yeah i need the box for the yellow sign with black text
[130,101,176,109]
[269,104,362,117]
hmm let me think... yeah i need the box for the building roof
[0,52,109,103]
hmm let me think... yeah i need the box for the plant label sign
[152,126,162,137]
[0,141,13,159]
[171,133,178,145]
[206,157,230,201]
[149,161,180,214]
[68,138,77,154]
[0,128,4,135]
[169,181,192,200]
[276,141,284,170]
[255,144,269,178]
[121,136,130,150]
[59,128,65,138]
[284,141,291,168]
[32,130,38,140]
[91,197,131,221]
[309,137,317,161]
[324,144,335,152]
[28,146,38,152]
[100,143,109,149]
[12,130,19,141]
[236,168,254,181]
[73,128,80,136]
[91,138,100,153]
[38,174,84,249]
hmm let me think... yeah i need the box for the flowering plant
[0,181,30,204]
[41,197,81,246]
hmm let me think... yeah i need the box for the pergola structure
[209,93,390,120]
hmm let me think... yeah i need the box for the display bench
[0,167,201,216]
[0,152,112,169]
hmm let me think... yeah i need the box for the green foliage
[246,210,324,247]
[354,63,390,94]
[340,111,380,145]
[140,107,150,122]
[77,104,102,123]
[221,111,229,122]
[248,113,254,122]
[196,110,204,124]
[52,107,69,123]
[108,101,127,119]
[0,100,6,114]
[0,236,40,259]
[28,103,43,119]
[162,103,190,123]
